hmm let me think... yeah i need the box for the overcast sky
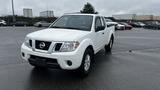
[0,0,160,17]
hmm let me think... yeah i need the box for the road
[0,27,160,90]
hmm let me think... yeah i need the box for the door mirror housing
[106,23,112,27]
[95,26,105,32]
[106,22,115,27]
[107,24,111,27]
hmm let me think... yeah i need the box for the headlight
[24,37,32,48]
[59,41,79,52]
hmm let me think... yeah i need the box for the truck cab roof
[63,13,102,17]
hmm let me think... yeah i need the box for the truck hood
[27,28,90,41]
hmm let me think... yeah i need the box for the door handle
[102,32,104,34]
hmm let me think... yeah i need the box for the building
[112,14,157,21]
[23,8,33,18]
[135,15,153,21]
[112,14,136,20]
[40,11,54,17]
[153,16,160,21]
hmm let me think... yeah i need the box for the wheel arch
[86,45,94,55]
[111,34,114,41]
[79,38,95,54]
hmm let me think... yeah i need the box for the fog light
[66,60,72,66]
[22,52,25,57]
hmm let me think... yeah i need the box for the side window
[95,17,103,32]
[101,17,106,28]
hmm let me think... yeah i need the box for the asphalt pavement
[0,27,160,90]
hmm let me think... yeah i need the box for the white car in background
[115,22,125,30]
[137,22,145,27]
[34,21,51,27]
[105,21,125,30]
[105,19,125,30]
[0,20,6,26]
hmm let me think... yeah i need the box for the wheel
[77,48,93,77]
[105,37,114,52]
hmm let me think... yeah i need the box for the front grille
[30,55,57,63]
[35,40,51,50]
[29,55,60,69]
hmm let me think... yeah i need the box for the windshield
[50,15,93,31]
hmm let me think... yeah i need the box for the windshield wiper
[63,27,81,30]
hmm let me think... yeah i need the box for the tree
[80,2,98,14]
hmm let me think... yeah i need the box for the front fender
[108,26,115,40]
[76,38,95,55]
[67,38,94,68]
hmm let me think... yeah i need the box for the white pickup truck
[21,13,115,76]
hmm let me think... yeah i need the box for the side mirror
[106,22,114,27]
[107,24,111,27]
[96,26,105,32]
[106,23,113,27]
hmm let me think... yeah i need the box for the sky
[0,0,160,17]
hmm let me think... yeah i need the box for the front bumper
[21,43,83,70]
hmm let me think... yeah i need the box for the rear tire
[105,37,114,52]
[77,48,93,77]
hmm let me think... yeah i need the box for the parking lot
[0,27,160,90]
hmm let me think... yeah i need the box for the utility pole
[47,2,49,18]
[11,0,16,24]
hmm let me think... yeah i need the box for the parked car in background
[0,20,6,26]
[104,21,124,30]
[119,22,132,30]
[14,21,29,26]
[129,22,141,27]
[137,22,145,27]
[105,21,125,30]
[8,21,32,26]
[144,21,160,30]
[115,23,125,30]
[105,19,117,27]
[34,21,51,27]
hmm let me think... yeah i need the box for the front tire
[78,48,93,77]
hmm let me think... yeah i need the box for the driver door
[94,17,105,52]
